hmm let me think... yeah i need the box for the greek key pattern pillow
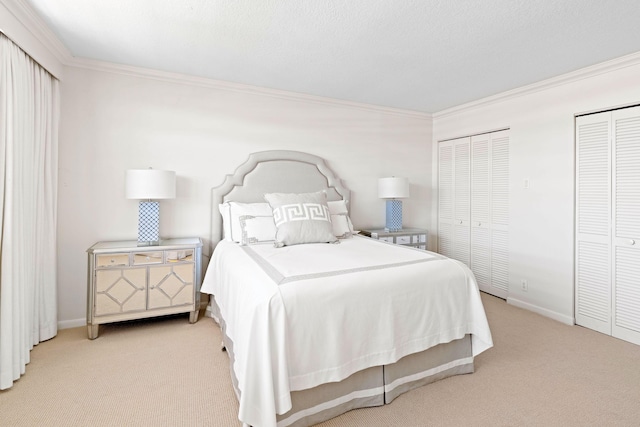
[272,203,331,227]
[265,191,338,247]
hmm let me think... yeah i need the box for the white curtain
[0,33,59,390]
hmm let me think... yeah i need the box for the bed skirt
[211,300,474,427]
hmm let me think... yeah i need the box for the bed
[200,150,493,427]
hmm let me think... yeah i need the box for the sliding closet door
[470,130,509,299]
[575,112,612,335]
[611,106,640,345]
[438,137,470,266]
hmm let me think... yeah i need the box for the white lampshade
[125,169,176,200]
[378,177,410,199]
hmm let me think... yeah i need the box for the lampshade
[378,177,410,199]
[125,169,176,200]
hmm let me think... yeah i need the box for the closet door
[438,141,455,259]
[491,131,510,297]
[575,112,612,335]
[611,106,640,345]
[438,137,470,266]
[471,130,509,299]
[453,138,471,266]
[470,134,491,292]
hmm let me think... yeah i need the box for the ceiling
[25,0,640,113]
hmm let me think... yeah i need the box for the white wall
[432,57,640,324]
[57,65,432,326]
[10,0,639,330]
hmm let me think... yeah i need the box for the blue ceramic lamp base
[138,201,160,246]
[385,199,403,232]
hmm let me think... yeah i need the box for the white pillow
[239,215,277,245]
[218,202,273,243]
[330,214,354,239]
[327,199,349,214]
[327,200,355,238]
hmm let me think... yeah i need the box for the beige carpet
[2,293,640,426]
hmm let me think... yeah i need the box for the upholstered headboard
[210,150,350,248]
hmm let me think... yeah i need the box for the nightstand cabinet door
[148,263,195,309]
[94,267,146,316]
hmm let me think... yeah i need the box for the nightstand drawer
[133,251,163,265]
[396,235,411,245]
[96,253,129,268]
[166,249,194,262]
[411,234,427,243]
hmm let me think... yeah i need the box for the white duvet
[201,236,493,427]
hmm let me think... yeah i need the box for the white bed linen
[201,236,493,427]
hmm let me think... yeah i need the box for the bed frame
[209,150,474,427]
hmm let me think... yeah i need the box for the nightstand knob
[146,256,150,260]
[110,259,115,263]
[478,222,482,226]
[459,220,463,225]
[630,240,636,246]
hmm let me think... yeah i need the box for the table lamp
[378,177,409,232]
[125,168,176,246]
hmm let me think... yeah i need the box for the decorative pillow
[264,191,337,247]
[218,202,273,243]
[327,200,355,238]
[330,213,354,239]
[239,215,277,245]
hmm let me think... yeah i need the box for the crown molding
[66,56,431,120]
[1,0,72,74]
[434,50,640,119]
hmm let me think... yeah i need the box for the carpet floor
[2,293,640,426]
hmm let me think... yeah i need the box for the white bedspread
[201,236,493,427]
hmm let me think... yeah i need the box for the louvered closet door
[438,141,454,259]
[438,137,470,266]
[471,134,491,292]
[453,139,471,266]
[471,130,509,299]
[491,131,510,297]
[575,112,612,335]
[611,106,640,345]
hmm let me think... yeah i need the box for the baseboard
[204,303,213,318]
[507,297,575,326]
[58,318,86,330]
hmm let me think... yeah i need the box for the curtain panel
[0,33,59,390]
